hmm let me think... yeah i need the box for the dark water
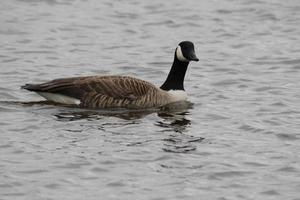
[1,0,300,199]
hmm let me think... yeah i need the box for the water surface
[1,0,300,199]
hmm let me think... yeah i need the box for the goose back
[22,76,171,109]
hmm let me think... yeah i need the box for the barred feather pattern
[24,76,172,109]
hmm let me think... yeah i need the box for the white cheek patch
[176,46,189,62]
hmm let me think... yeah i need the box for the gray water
[0,0,300,199]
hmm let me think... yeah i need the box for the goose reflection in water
[157,103,204,153]
[19,100,204,153]
[50,101,194,122]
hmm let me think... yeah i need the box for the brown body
[22,76,173,109]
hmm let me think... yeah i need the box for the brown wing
[22,75,156,106]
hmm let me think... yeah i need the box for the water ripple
[1,0,300,199]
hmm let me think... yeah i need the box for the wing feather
[23,76,158,107]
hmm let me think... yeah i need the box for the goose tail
[21,84,42,91]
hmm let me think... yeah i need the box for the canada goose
[22,41,199,109]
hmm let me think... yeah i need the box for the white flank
[176,46,189,62]
[37,92,81,105]
[168,90,187,102]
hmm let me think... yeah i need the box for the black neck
[160,53,189,91]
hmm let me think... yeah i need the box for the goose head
[175,41,199,62]
[160,41,198,91]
